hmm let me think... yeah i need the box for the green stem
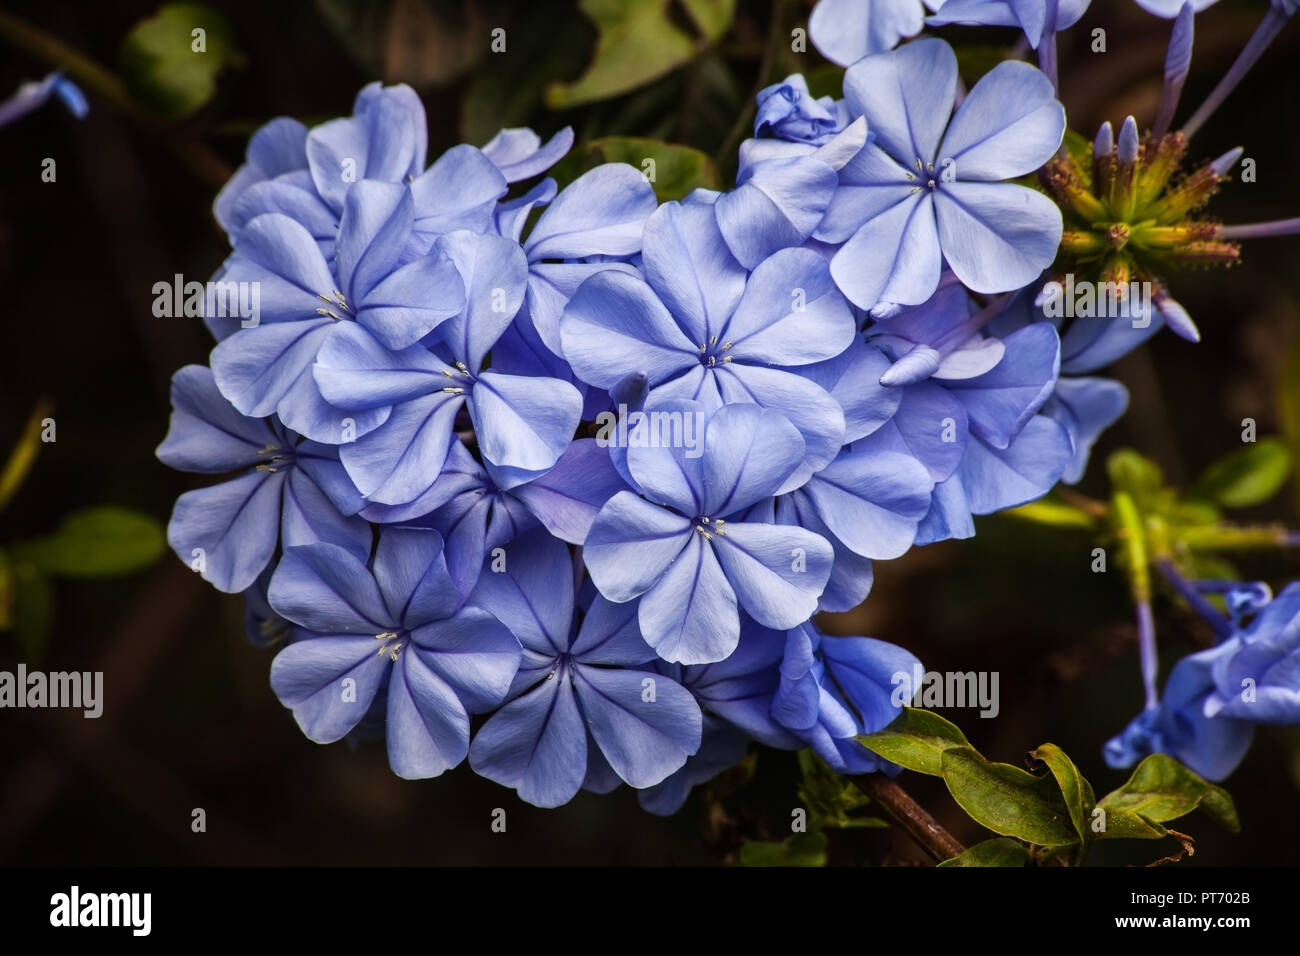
[0,400,53,515]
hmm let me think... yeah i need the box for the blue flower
[845,279,1071,541]
[156,365,368,593]
[562,200,855,486]
[809,0,932,66]
[214,83,511,259]
[313,229,583,505]
[642,617,798,813]
[772,621,920,772]
[210,181,467,443]
[468,531,701,807]
[818,38,1065,311]
[926,0,1092,46]
[585,402,835,664]
[268,526,521,779]
[1204,583,1300,725]
[1106,582,1300,780]
[0,71,87,129]
[754,74,849,144]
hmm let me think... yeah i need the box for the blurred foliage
[0,405,163,662]
[118,3,241,118]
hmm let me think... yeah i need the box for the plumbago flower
[268,526,521,779]
[157,365,367,593]
[1106,582,1300,781]
[210,181,468,444]
[585,402,835,664]
[773,620,921,772]
[468,531,701,808]
[815,38,1066,312]
[562,199,855,485]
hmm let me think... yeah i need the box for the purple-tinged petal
[933,181,1063,294]
[843,38,956,165]
[270,636,387,742]
[482,126,574,182]
[939,60,1065,180]
[639,533,739,664]
[586,492,693,602]
[386,649,470,778]
[167,470,284,593]
[641,201,747,345]
[469,673,587,807]
[525,163,657,260]
[156,364,279,473]
[268,541,390,632]
[710,523,833,629]
[560,270,697,388]
[722,248,856,364]
[574,663,703,786]
[470,371,582,476]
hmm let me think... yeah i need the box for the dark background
[1,0,1297,865]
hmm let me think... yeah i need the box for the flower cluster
[159,0,1300,808]
[1106,581,1300,780]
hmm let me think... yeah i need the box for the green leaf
[1029,743,1096,845]
[119,3,240,118]
[1189,438,1291,509]
[545,0,736,109]
[739,830,827,867]
[938,837,1030,867]
[855,707,971,777]
[1098,754,1240,833]
[23,506,165,578]
[796,749,881,829]
[1093,806,1168,840]
[939,747,1079,847]
[1107,448,1164,501]
[550,136,720,201]
[11,561,53,664]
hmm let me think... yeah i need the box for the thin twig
[853,775,966,863]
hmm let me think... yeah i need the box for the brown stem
[854,775,966,864]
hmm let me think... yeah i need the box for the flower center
[697,336,733,367]
[439,361,475,395]
[693,516,727,540]
[315,289,354,320]
[254,444,293,473]
[375,630,406,661]
[908,157,955,193]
